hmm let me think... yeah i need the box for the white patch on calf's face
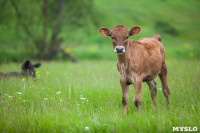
[114,46,125,53]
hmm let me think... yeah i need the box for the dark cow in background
[98,25,170,115]
[0,60,41,78]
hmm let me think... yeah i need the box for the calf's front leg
[120,79,129,116]
[133,76,142,112]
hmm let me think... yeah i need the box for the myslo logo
[172,127,198,132]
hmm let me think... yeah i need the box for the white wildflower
[56,91,61,94]
[85,127,89,131]
[158,88,162,90]
[9,96,14,98]
[16,92,22,94]
[80,98,86,100]
[44,98,48,100]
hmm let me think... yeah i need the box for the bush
[155,21,179,36]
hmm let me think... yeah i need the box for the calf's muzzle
[114,46,125,53]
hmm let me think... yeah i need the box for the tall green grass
[0,59,199,132]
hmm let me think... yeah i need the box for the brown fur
[99,25,170,115]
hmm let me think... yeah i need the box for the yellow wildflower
[64,47,71,53]
[19,97,21,100]
[46,71,49,76]
[22,78,26,81]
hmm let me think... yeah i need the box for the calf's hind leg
[159,62,170,107]
[146,80,157,107]
[120,79,129,116]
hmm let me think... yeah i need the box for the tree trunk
[10,0,78,62]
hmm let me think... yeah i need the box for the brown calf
[98,25,170,115]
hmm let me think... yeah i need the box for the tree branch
[10,0,37,43]
[50,0,65,45]
[60,49,78,62]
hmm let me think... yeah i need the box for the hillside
[0,0,199,61]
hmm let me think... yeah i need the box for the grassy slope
[71,0,200,59]
[0,0,200,62]
[0,59,200,132]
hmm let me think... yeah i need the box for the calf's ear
[33,63,41,68]
[22,60,30,70]
[129,26,141,36]
[98,27,111,37]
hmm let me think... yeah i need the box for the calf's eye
[111,37,114,39]
[126,36,129,39]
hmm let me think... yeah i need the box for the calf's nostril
[116,47,123,51]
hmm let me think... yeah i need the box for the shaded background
[0,0,200,62]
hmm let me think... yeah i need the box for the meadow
[0,59,200,133]
[1,0,199,132]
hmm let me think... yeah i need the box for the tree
[8,0,87,62]
[0,0,99,62]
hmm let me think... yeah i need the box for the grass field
[0,59,199,132]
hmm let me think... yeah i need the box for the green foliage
[155,21,179,36]
[0,0,99,61]
[0,0,200,62]
[0,59,200,132]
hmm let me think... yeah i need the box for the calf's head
[98,25,141,54]
[21,60,41,77]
